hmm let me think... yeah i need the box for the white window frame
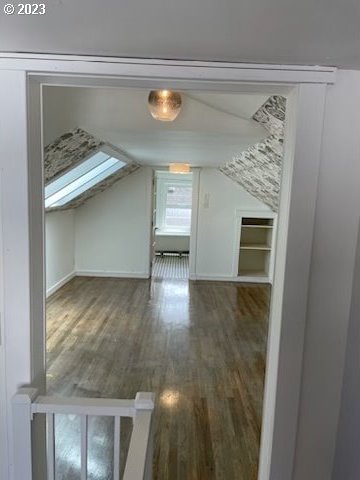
[44,144,131,210]
[156,173,192,235]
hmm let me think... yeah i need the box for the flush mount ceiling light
[169,163,190,174]
[148,90,182,121]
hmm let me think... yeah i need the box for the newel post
[135,392,155,480]
[12,387,38,480]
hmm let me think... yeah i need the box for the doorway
[0,58,330,480]
[42,85,288,478]
[152,170,193,280]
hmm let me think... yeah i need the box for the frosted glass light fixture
[148,90,182,121]
[169,163,190,174]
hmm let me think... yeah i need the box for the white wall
[290,70,360,480]
[332,222,360,480]
[72,166,269,279]
[74,167,152,277]
[45,210,75,295]
[42,87,76,146]
[195,168,270,277]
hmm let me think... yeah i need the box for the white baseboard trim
[237,275,271,284]
[47,270,150,297]
[46,270,76,297]
[191,274,237,282]
[76,270,150,279]
[46,271,268,293]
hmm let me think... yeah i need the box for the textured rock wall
[44,128,140,211]
[219,95,286,211]
[44,128,104,183]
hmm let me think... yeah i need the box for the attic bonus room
[44,86,287,479]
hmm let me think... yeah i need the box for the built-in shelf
[234,211,277,283]
[242,218,274,226]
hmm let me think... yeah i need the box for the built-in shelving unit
[233,210,277,283]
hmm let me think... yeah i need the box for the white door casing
[0,55,334,480]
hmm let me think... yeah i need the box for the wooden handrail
[32,395,136,417]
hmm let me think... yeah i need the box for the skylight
[45,150,126,209]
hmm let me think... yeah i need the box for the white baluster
[144,415,154,480]
[46,413,55,480]
[81,415,88,480]
[113,416,121,480]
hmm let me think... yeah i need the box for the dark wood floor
[46,276,271,480]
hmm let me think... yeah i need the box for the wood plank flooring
[46,276,271,480]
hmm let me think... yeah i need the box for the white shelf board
[241,225,273,229]
[240,244,271,251]
[236,273,270,284]
[238,269,268,277]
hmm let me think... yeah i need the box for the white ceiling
[1,0,359,68]
[188,94,269,119]
[43,87,271,167]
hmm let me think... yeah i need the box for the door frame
[149,167,200,279]
[0,167,8,480]
[147,167,156,278]
[0,54,335,480]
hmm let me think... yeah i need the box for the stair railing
[12,388,155,480]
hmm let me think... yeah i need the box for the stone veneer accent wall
[44,128,140,211]
[219,95,286,211]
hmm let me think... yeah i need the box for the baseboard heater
[155,251,189,257]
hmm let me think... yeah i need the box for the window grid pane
[166,186,192,209]
[165,207,192,229]
[155,176,193,233]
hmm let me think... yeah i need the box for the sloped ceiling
[44,128,140,211]
[43,88,287,212]
[42,87,270,168]
[219,96,286,211]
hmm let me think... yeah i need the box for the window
[156,172,192,234]
[45,150,127,209]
